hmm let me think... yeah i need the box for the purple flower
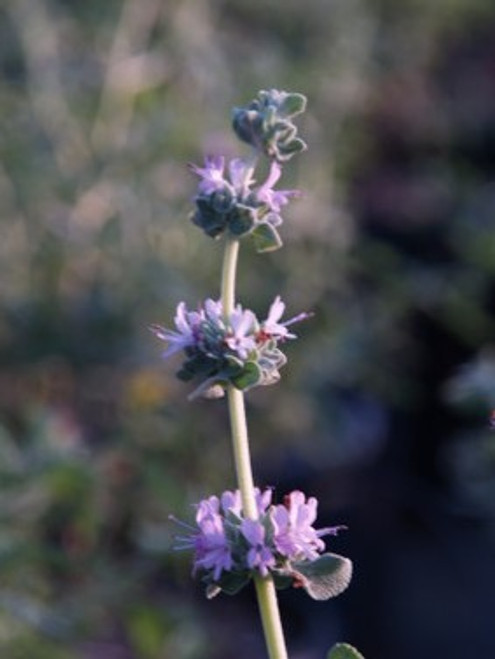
[255,487,273,514]
[172,487,347,596]
[259,296,311,342]
[241,518,276,577]
[227,158,255,195]
[193,514,232,581]
[220,490,242,517]
[224,306,258,359]
[151,298,223,362]
[190,156,254,198]
[221,487,272,518]
[257,161,301,213]
[173,497,233,582]
[271,491,342,562]
[192,495,241,580]
[150,302,202,358]
[190,155,299,244]
[203,298,224,323]
[152,297,309,395]
[189,155,230,195]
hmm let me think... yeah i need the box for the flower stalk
[157,89,359,659]
[222,232,288,658]
[254,576,289,659]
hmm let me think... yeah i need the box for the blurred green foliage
[1,0,495,657]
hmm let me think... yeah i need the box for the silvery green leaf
[274,121,297,143]
[278,92,307,117]
[231,361,262,390]
[278,137,307,161]
[290,553,353,600]
[271,568,294,591]
[177,353,218,380]
[259,369,281,386]
[215,570,251,596]
[193,199,228,238]
[229,205,256,236]
[252,223,282,253]
[327,643,365,659]
[211,187,235,213]
[224,354,245,376]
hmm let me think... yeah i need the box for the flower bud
[232,89,307,162]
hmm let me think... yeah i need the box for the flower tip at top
[232,89,308,162]
[189,91,306,245]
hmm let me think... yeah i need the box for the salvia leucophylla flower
[151,296,310,399]
[172,488,352,601]
[189,155,300,252]
[232,89,307,163]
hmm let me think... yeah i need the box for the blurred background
[1,0,495,657]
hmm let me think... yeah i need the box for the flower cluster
[232,89,308,162]
[173,489,351,601]
[151,296,310,399]
[190,155,300,251]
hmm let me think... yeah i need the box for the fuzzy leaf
[214,570,251,597]
[177,353,218,380]
[278,137,307,161]
[231,361,262,390]
[252,223,282,253]
[224,354,245,376]
[192,201,227,238]
[278,92,307,117]
[290,553,352,600]
[327,643,365,659]
[229,206,256,236]
[271,569,294,591]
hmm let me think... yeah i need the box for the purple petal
[228,158,254,191]
[265,296,285,325]
[255,488,273,514]
[221,490,242,517]
[241,518,265,546]
[189,155,227,195]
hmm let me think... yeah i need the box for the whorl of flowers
[172,489,352,601]
[189,155,300,251]
[151,296,310,399]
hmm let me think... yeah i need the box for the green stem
[221,236,240,319]
[254,577,289,659]
[226,383,257,518]
[221,234,289,659]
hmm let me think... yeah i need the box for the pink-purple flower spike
[161,90,355,640]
